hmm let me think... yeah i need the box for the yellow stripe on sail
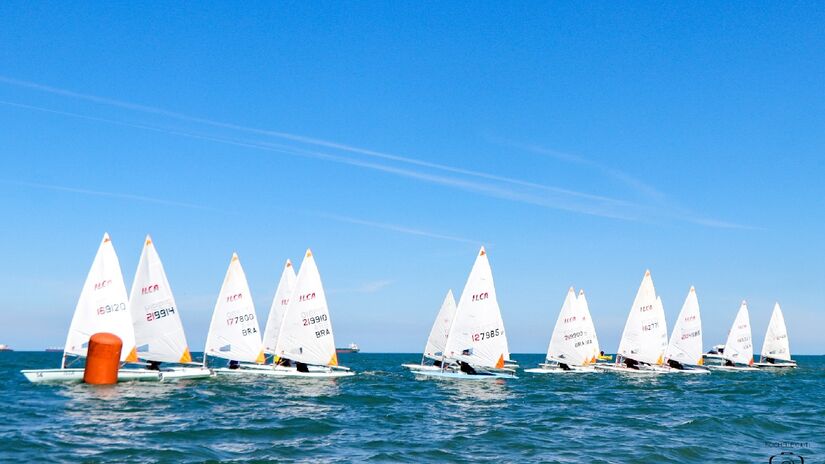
[697,357,704,366]
[255,350,266,364]
[125,346,138,363]
[179,348,192,363]
[329,352,338,366]
[656,355,663,366]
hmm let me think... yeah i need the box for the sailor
[624,357,640,370]
[147,361,161,371]
[667,359,684,370]
[559,362,571,371]
[724,359,735,367]
[459,361,477,375]
[228,360,240,370]
[296,362,309,373]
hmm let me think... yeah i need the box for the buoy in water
[83,332,122,385]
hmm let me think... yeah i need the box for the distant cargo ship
[45,347,64,353]
[0,344,13,352]
[336,343,360,354]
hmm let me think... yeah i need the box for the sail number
[146,306,176,321]
[97,302,126,315]
[303,314,328,326]
[471,292,489,302]
[642,322,659,331]
[472,328,500,341]
[564,331,584,341]
[681,330,700,340]
[227,313,255,326]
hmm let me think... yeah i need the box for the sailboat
[706,301,759,371]
[129,236,212,380]
[203,253,266,374]
[660,287,710,374]
[754,303,797,368]
[525,287,599,373]
[239,259,298,373]
[414,247,516,380]
[22,233,160,383]
[402,290,457,372]
[267,249,354,377]
[595,270,669,374]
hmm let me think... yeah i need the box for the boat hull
[593,364,666,375]
[706,365,760,372]
[215,365,355,378]
[21,368,161,383]
[413,369,516,380]
[524,364,596,374]
[402,364,442,372]
[753,362,797,369]
[159,367,214,381]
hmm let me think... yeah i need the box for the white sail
[262,260,297,355]
[616,270,668,365]
[578,289,600,364]
[129,235,192,364]
[204,253,264,364]
[545,288,598,366]
[64,233,138,363]
[423,290,457,360]
[664,287,703,366]
[273,249,339,366]
[444,247,510,369]
[760,303,791,362]
[722,301,754,365]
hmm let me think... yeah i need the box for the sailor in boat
[597,350,612,361]
[622,356,640,370]
[763,356,776,364]
[724,359,735,367]
[228,360,241,370]
[296,362,310,373]
[459,361,477,375]
[666,359,684,370]
[147,361,162,371]
[558,362,571,371]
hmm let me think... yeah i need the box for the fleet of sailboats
[20,233,802,383]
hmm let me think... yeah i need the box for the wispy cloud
[313,212,483,245]
[0,76,748,228]
[1,179,217,211]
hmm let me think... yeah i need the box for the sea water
[1,352,822,463]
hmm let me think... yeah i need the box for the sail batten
[64,233,136,362]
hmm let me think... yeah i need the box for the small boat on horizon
[336,343,360,354]
[0,344,13,352]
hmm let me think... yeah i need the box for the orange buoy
[83,332,123,385]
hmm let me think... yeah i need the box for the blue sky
[1,3,823,354]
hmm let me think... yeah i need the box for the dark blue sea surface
[1,352,822,463]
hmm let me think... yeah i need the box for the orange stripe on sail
[495,354,505,369]
[697,357,704,366]
[125,346,138,363]
[656,355,663,366]
[255,350,266,364]
[329,352,339,366]
[179,348,192,363]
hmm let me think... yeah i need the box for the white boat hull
[413,369,516,380]
[159,367,214,380]
[402,364,442,372]
[593,364,666,375]
[524,365,596,374]
[215,364,354,378]
[706,364,760,372]
[753,361,797,369]
[21,368,161,383]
